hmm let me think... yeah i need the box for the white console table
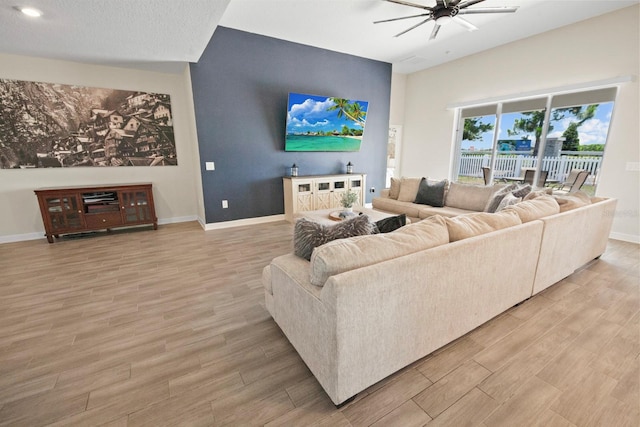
[283,173,366,223]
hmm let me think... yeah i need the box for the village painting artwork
[0,79,177,168]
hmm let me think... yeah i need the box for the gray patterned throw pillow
[512,184,532,198]
[484,183,518,213]
[294,215,374,261]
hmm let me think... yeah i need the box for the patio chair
[554,171,589,195]
[523,170,548,187]
[482,167,491,185]
[553,169,583,191]
[523,169,535,185]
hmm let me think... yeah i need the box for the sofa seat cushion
[502,195,560,223]
[445,182,505,212]
[372,197,422,219]
[445,210,522,242]
[310,216,450,287]
[418,205,477,219]
[294,215,374,261]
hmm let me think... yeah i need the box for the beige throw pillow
[397,177,422,202]
[502,195,560,223]
[310,215,450,286]
[388,177,401,199]
[445,210,522,242]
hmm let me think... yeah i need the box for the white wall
[390,73,407,126]
[0,54,204,243]
[399,5,639,242]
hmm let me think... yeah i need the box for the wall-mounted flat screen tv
[285,92,369,152]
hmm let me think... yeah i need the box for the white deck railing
[459,154,602,183]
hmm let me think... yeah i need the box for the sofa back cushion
[388,177,401,200]
[553,190,592,212]
[523,188,553,201]
[445,210,522,242]
[310,215,450,287]
[502,195,560,223]
[445,182,503,212]
[397,177,422,202]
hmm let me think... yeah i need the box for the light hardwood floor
[0,221,638,426]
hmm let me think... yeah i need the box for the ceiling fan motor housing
[432,5,459,20]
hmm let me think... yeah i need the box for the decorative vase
[343,207,353,214]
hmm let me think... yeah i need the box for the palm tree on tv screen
[328,98,367,128]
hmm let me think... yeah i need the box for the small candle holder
[346,161,353,174]
[290,163,298,177]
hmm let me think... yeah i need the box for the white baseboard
[0,232,45,244]
[203,214,286,231]
[609,232,640,244]
[158,215,198,225]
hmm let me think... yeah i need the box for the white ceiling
[0,0,637,74]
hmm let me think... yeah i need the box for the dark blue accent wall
[190,27,392,223]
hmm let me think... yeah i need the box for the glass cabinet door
[120,190,151,224]
[44,195,84,231]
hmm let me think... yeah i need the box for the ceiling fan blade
[457,6,519,14]
[394,17,434,37]
[385,0,433,11]
[457,0,485,9]
[429,23,441,40]
[453,16,478,31]
[374,13,431,24]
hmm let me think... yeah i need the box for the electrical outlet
[205,162,215,171]
[222,200,228,208]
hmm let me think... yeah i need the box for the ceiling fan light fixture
[17,7,42,17]
[436,15,453,26]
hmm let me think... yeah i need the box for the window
[453,87,617,194]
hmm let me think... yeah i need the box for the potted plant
[340,190,359,213]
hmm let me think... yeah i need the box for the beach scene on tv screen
[285,93,368,152]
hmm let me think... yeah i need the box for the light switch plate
[205,162,215,171]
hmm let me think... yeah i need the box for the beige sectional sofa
[372,178,513,223]
[263,182,617,405]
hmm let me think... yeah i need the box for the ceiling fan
[375,0,519,40]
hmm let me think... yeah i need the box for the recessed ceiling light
[19,7,42,18]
